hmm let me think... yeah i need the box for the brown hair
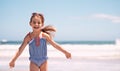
[29,12,56,38]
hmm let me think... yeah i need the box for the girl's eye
[38,22,40,24]
[33,21,36,24]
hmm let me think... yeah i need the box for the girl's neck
[32,30,41,37]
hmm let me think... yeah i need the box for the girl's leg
[30,61,39,71]
[40,61,47,71]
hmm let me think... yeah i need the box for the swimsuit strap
[40,32,43,38]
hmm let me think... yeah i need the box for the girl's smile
[33,26,40,29]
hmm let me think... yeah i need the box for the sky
[0,0,120,41]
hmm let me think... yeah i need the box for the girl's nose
[35,23,39,26]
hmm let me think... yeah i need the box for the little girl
[9,12,71,71]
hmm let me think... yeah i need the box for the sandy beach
[0,44,120,71]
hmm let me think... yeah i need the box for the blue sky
[0,0,120,41]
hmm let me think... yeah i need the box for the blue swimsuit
[29,37,48,67]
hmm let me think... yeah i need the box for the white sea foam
[0,44,120,59]
[116,38,120,45]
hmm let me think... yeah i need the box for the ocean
[0,40,115,45]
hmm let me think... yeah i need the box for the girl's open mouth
[34,27,40,29]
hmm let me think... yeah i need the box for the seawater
[0,40,115,45]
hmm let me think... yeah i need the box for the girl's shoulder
[42,32,51,40]
[42,32,54,43]
[24,32,32,43]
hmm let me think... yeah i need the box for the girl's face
[30,16,43,32]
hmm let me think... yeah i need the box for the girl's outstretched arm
[43,33,71,59]
[9,34,30,68]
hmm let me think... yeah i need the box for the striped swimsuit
[28,33,48,67]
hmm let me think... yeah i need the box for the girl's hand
[9,61,15,68]
[65,52,71,59]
